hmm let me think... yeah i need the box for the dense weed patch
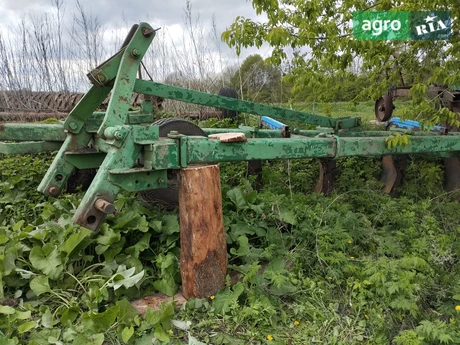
[0,147,459,344]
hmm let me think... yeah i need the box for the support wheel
[375,95,394,122]
[137,118,205,209]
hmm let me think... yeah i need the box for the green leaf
[154,324,170,343]
[0,305,15,315]
[122,326,134,343]
[188,334,207,345]
[17,321,36,334]
[153,276,178,297]
[277,208,297,225]
[171,320,192,331]
[12,220,25,232]
[213,283,244,314]
[96,227,121,246]
[135,333,154,345]
[116,299,139,323]
[89,305,120,331]
[59,229,91,255]
[125,233,151,257]
[30,275,51,296]
[72,333,104,345]
[41,307,53,328]
[227,188,247,210]
[270,281,297,296]
[108,266,144,291]
[149,220,162,232]
[61,306,80,325]
[29,246,63,280]
[15,310,31,320]
[229,235,250,257]
[161,215,180,235]
[228,222,256,242]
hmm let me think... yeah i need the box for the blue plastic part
[261,116,287,130]
[387,117,444,132]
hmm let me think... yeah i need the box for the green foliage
[1,137,460,344]
[385,133,411,149]
[222,0,460,122]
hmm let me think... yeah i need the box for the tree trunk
[178,165,227,299]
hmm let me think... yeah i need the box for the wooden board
[208,132,247,142]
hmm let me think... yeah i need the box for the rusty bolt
[94,198,116,215]
[157,177,165,184]
[142,27,154,37]
[68,122,78,130]
[131,48,141,58]
[47,185,60,197]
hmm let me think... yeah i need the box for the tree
[230,54,287,103]
[222,1,460,124]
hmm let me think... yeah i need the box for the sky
[0,0,275,91]
[0,0,256,28]
[0,0,270,63]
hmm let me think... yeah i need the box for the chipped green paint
[73,127,142,231]
[37,131,93,196]
[109,169,167,192]
[63,85,112,134]
[0,124,66,141]
[142,140,179,170]
[134,80,362,130]
[184,135,460,164]
[97,23,155,137]
[0,141,62,154]
[185,137,335,163]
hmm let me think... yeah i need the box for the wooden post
[178,165,227,299]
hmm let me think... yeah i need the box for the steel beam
[0,123,66,141]
[133,80,361,130]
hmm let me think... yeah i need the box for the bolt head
[69,122,78,130]
[47,185,60,197]
[131,48,141,58]
[114,131,124,140]
[96,74,106,82]
[157,177,165,184]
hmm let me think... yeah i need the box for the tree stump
[178,165,227,299]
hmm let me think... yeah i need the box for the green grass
[289,100,412,122]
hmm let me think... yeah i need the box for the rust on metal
[381,155,407,196]
[46,185,61,197]
[94,198,116,214]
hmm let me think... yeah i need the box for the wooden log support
[178,165,227,299]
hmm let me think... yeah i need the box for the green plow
[1,22,459,231]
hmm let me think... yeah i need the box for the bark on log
[178,165,227,299]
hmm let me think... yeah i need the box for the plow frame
[1,22,460,231]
